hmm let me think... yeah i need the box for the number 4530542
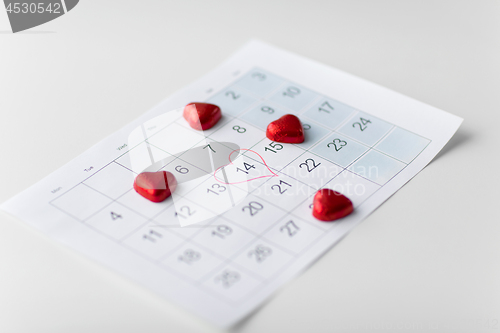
[6,2,61,14]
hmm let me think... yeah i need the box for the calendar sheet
[1,40,463,327]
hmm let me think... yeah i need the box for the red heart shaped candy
[183,102,222,130]
[312,189,353,221]
[134,171,177,203]
[266,114,304,143]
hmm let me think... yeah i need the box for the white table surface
[1,1,499,332]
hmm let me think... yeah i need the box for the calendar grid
[120,129,297,294]
[48,169,322,307]
[49,166,269,304]
[206,69,427,190]
[47,66,434,307]
[190,67,432,293]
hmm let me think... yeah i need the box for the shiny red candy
[312,189,353,222]
[133,171,177,203]
[183,102,222,131]
[266,114,304,143]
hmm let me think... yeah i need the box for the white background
[0,1,498,332]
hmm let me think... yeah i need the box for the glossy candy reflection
[133,171,177,203]
[266,114,304,143]
[183,102,222,130]
[312,189,353,221]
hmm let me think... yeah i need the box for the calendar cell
[116,142,173,174]
[375,127,430,163]
[303,98,356,129]
[240,102,288,130]
[213,153,273,195]
[337,111,393,146]
[235,68,284,97]
[191,219,255,259]
[117,189,174,219]
[349,150,406,185]
[268,83,318,113]
[178,174,217,201]
[126,110,183,149]
[83,162,135,199]
[324,170,381,207]
[123,222,185,261]
[282,152,343,190]
[161,244,225,281]
[148,123,206,155]
[208,119,263,151]
[201,265,262,302]
[51,184,112,221]
[171,147,213,176]
[262,215,323,254]
[223,194,286,235]
[183,176,248,217]
[253,174,314,212]
[233,240,294,280]
[246,138,305,172]
[161,162,210,197]
[175,139,238,175]
[311,133,369,168]
[168,196,218,227]
[289,198,316,226]
[296,119,331,149]
[85,202,148,240]
[207,86,258,117]
[153,203,212,238]
[140,108,183,139]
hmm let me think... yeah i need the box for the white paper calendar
[0,40,463,327]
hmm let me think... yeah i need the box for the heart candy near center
[266,114,305,144]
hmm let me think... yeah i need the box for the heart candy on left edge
[134,171,177,203]
[183,102,222,130]
[312,189,353,222]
